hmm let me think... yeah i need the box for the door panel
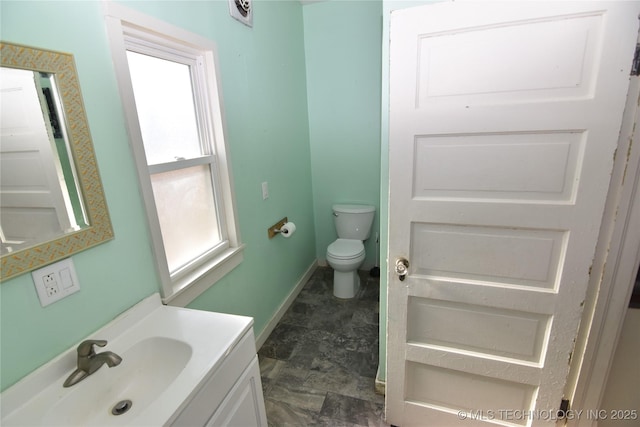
[410,224,565,289]
[387,2,640,426]
[405,362,537,424]
[407,297,550,363]
[0,67,71,248]
[417,14,601,103]
[413,132,584,202]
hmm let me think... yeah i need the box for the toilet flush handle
[395,258,409,281]
[333,212,339,217]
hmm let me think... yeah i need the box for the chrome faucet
[63,339,122,388]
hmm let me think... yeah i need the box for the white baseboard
[255,260,318,349]
[375,366,386,396]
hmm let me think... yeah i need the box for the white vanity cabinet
[205,357,265,426]
[170,329,268,427]
[0,294,268,427]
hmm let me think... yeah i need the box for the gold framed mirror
[1,41,114,281]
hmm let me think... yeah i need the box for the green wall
[0,0,315,391]
[0,0,386,392]
[303,1,382,270]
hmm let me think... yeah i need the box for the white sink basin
[0,294,253,426]
[45,337,192,425]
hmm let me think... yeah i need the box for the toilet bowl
[327,239,366,299]
[326,204,375,299]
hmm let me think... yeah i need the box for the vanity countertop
[0,293,254,426]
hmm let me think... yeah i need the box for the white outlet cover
[32,258,80,307]
[228,0,252,27]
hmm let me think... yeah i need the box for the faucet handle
[77,339,107,357]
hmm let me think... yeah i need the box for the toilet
[326,204,375,299]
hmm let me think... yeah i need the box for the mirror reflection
[1,67,89,254]
[1,41,113,281]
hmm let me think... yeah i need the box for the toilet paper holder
[268,217,288,239]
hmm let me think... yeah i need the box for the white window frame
[104,2,243,306]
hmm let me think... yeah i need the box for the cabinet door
[206,357,267,427]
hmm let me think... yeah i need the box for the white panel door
[387,2,640,426]
[0,68,71,250]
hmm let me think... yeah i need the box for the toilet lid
[327,239,365,259]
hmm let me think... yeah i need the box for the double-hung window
[105,4,242,305]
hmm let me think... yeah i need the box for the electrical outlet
[45,280,59,297]
[32,258,80,307]
[43,273,56,285]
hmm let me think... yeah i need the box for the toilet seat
[327,239,365,260]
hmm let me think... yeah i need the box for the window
[105,4,242,305]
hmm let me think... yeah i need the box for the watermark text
[456,409,638,422]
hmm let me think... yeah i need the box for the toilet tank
[333,204,375,240]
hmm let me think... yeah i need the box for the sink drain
[111,399,133,416]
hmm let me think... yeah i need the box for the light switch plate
[32,258,80,307]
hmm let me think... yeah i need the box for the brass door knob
[395,258,409,281]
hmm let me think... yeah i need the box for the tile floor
[258,267,389,427]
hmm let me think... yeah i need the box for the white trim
[103,0,243,303]
[375,366,386,396]
[255,260,318,350]
[148,156,213,174]
[164,245,245,307]
[567,74,640,425]
[103,1,217,52]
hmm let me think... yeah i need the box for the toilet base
[333,269,360,299]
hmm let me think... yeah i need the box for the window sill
[162,244,245,307]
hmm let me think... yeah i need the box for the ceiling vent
[228,0,252,27]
